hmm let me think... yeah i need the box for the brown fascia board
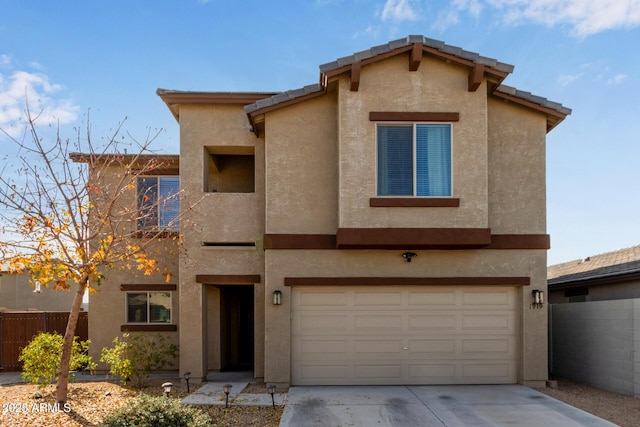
[492,85,571,132]
[70,152,179,165]
[156,89,278,122]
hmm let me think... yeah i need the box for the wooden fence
[0,311,88,372]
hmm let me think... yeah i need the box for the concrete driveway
[279,385,616,427]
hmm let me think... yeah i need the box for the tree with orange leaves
[0,107,189,403]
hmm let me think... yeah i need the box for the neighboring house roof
[548,245,640,289]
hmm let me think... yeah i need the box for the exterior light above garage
[402,252,417,262]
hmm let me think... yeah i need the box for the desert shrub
[101,394,211,427]
[19,332,96,387]
[100,332,178,388]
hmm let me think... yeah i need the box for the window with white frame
[137,176,180,231]
[377,123,452,196]
[126,291,172,323]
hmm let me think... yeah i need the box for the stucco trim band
[264,232,550,250]
[284,277,530,287]
[336,228,492,249]
[195,274,261,284]
[369,111,459,122]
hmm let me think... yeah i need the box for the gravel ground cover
[0,379,282,427]
[2,376,638,426]
[536,379,640,427]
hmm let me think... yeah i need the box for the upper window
[137,176,180,231]
[377,124,452,197]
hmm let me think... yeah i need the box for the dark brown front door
[220,285,254,371]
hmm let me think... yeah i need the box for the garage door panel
[297,339,349,356]
[408,313,457,330]
[354,339,403,355]
[408,291,456,305]
[354,291,402,306]
[408,339,456,355]
[354,314,402,331]
[461,362,516,383]
[355,364,402,379]
[461,338,512,355]
[461,313,514,331]
[292,286,520,385]
[296,313,348,333]
[408,363,457,380]
[461,290,515,307]
[296,364,349,382]
[296,291,349,307]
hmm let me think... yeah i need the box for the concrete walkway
[279,385,617,427]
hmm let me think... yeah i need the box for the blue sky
[1,0,639,265]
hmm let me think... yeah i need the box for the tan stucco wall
[337,55,489,228]
[488,98,547,233]
[87,162,180,370]
[264,93,339,234]
[177,104,265,382]
[0,272,77,312]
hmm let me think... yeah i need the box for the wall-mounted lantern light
[33,281,42,294]
[532,289,544,308]
[402,252,417,263]
[273,290,282,305]
[162,381,173,397]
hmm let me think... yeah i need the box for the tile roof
[547,245,640,286]
[318,35,514,75]
[495,85,572,117]
[244,35,570,121]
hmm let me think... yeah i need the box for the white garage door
[291,286,519,385]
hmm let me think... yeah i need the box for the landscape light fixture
[223,384,232,408]
[162,382,173,397]
[273,290,282,305]
[532,289,544,309]
[183,371,191,393]
[402,252,417,262]
[267,384,277,408]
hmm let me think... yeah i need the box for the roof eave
[156,89,279,122]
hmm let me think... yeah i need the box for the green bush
[101,394,211,427]
[100,332,179,388]
[19,332,96,387]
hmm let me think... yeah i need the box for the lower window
[126,292,172,323]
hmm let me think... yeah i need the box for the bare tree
[0,107,187,403]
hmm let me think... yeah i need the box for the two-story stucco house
[89,35,570,388]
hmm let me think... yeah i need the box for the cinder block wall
[550,299,640,397]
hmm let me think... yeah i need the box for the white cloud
[608,73,627,85]
[557,73,583,86]
[0,69,79,138]
[487,0,640,37]
[381,0,418,22]
[0,54,11,68]
[454,0,484,17]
